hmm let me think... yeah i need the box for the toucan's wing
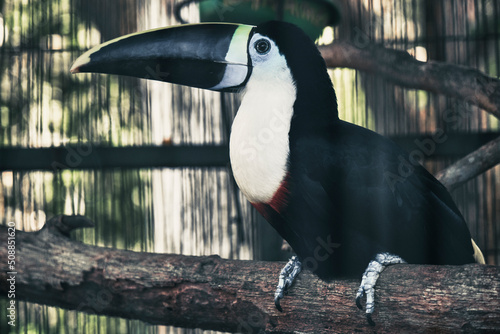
[287,120,474,277]
[325,121,475,264]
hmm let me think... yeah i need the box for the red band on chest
[252,174,290,218]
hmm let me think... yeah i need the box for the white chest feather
[229,61,296,204]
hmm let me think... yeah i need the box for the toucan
[71,21,485,325]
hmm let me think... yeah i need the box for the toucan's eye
[254,39,271,55]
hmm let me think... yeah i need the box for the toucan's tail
[471,239,485,264]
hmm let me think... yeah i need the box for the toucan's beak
[71,23,254,91]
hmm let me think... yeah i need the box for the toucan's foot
[274,256,302,312]
[356,252,406,326]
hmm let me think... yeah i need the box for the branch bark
[319,41,500,119]
[1,215,499,333]
[436,135,500,191]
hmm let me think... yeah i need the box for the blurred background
[0,0,498,333]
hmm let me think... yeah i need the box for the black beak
[71,23,255,92]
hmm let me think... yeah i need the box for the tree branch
[436,135,500,191]
[319,41,500,119]
[1,215,499,333]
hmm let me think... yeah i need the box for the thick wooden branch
[319,41,500,119]
[436,136,500,191]
[1,215,499,333]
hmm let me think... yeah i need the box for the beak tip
[70,53,91,74]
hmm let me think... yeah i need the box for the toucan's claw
[356,252,406,326]
[355,293,364,310]
[273,256,302,312]
[274,296,283,312]
[356,278,376,325]
[366,313,376,327]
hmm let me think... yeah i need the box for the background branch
[436,135,500,191]
[318,41,500,190]
[319,41,500,119]
[1,215,499,333]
